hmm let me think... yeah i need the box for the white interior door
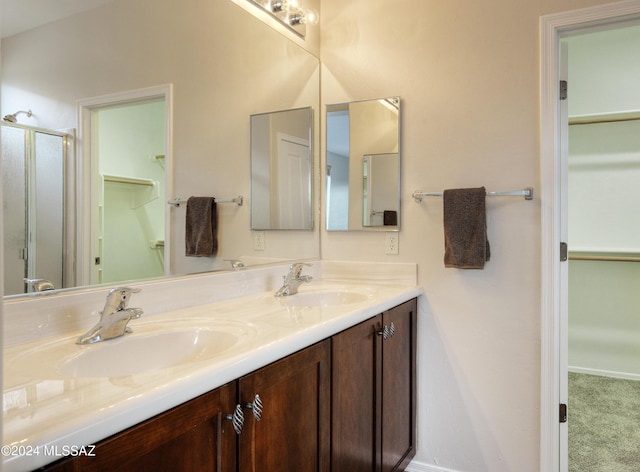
[277,133,311,229]
[559,39,570,472]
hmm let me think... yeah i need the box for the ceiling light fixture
[246,0,318,38]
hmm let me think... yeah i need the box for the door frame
[539,2,640,471]
[77,84,173,285]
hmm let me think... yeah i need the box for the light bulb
[271,0,299,13]
[304,7,319,25]
[288,7,319,26]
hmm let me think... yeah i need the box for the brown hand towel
[185,197,217,257]
[383,210,398,226]
[443,187,490,269]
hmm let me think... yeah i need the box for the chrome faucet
[275,263,312,297]
[76,287,143,345]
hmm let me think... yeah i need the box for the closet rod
[168,196,244,207]
[412,187,533,203]
[569,254,640,263]
[569,111,640,125]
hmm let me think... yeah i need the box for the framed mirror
[325,97,401,231]
[250,107,313,230]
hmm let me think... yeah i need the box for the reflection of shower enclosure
[2,124,69,294]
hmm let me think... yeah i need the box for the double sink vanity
[3,261,421,471]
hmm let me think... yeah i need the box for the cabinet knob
[226,404,244,434]
[378,325,390,340]
[377,323,396,340]
[245,394,263,421]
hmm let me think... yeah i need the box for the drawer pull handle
[389,322,396,338]
[226,404,244,434]
[245,394,263,421]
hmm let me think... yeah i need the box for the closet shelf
[103,174,156,186]
[101,174,159,208]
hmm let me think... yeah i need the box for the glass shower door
[1,124,66,295]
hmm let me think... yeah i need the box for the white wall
[319,0,622,471]
[567,24,640,117]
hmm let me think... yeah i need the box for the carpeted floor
[569,372,640,472]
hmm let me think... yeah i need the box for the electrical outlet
[253,231,265,251]
[385,232,399,255]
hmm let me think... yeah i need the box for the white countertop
[3,272,421,471]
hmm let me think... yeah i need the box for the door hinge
[560,242,568,262]
[559,403,568,423]
[559,80,568,100]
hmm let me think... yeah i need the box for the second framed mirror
[326,97,400,231]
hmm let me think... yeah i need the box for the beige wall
[319,0,616,470]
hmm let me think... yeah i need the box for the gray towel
[185,197,217,257]
[443,187,490,269]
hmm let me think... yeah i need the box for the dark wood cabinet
[44,382,237,472]
[43,341,331,472]
[41,299,415,472]
[332,299,417,472]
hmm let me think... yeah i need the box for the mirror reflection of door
[92,99,166,285]
[250,107,313,230]
[277,133,311,229]
[2,124,69,294]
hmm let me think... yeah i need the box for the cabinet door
[238,340,331,472]
[381,298,417,471]
[331,315,379,472]
[332,298,417,472]
[44,382,237,472]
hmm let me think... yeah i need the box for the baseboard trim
[569,365,640,381]
[406,460,460,472]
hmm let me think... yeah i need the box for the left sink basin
[7,320,257,379]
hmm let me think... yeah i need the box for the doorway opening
[540,2,640,472]
[77,85,173,286]
[565,24,640,471]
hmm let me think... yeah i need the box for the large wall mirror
[0,0,320,298]
[250,107,313,230]
[326,97,401,231]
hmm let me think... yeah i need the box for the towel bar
[168,196,244,207]
[412,187,533,203]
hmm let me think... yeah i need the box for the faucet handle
[289,262,311,276]
[105,286,141,312]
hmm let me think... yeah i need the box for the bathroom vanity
[3,262,421,471]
